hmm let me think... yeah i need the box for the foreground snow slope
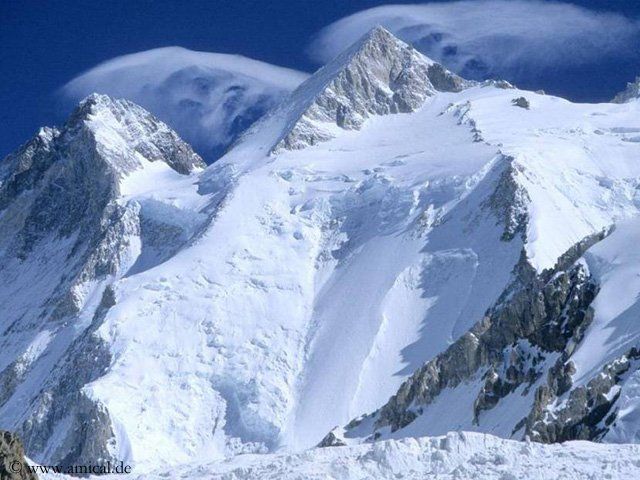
[42,432,640,480]
[2,26,640,470]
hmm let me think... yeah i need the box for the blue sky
[2,0,639,159]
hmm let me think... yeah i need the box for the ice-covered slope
[3,26,640,473]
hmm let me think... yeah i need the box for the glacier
[2,26,640,478]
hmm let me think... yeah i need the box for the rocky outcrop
[482,157,530,241]
[272,27,470,152]
[317,431,347,448]
[511,97,530,109]
[0,431,37,480]
[20,288,116,468]
[527,348,640,442]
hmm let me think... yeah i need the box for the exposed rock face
[612,77,640,103]
[272,26,470,152]
[0,94,205,467]
[482,156,530,241]
[0,431,37,480]
[511,97,530,109]
[1,93,203,259]
[67,93,206,174]
[316,431,346,448]
[527,348,640,442]
[20,288,116,468]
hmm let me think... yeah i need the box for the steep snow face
[91,80,640,463]
[84,85,514,467]
[63,47,309,162]
[330,87,640,446]
[571,219,640,443]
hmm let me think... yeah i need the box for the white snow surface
[41,432,640,480]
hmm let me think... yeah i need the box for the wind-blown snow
[308,1,640,98]
[62,47,308,162]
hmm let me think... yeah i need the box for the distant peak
[367,24,391,36]
[269,24,467,152]
[612,76,640,104]
[81,92,115,105]
[65,93,117,128]
[359,25,400,46]
[336,25,432,70]
[61,93,205,174]
[79,92,121,112]
[69,93,134,123]
[349,25,436,65]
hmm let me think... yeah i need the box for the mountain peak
[67,92,125,123]
[1,94,205,227]
[64,93,205,175]
[270,26,469,152]
[80,92,118,108]
[351,25,409,53]
[612,76,640,103]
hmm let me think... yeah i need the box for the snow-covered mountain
[3,26,640,474]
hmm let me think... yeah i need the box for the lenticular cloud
[62,47,308,162]
[309,0,640,93]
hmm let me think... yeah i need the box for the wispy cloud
[309,1,640,89]
[62,47,308,162]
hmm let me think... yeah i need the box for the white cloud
[309,1,640,83]
[62,47,308,162]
